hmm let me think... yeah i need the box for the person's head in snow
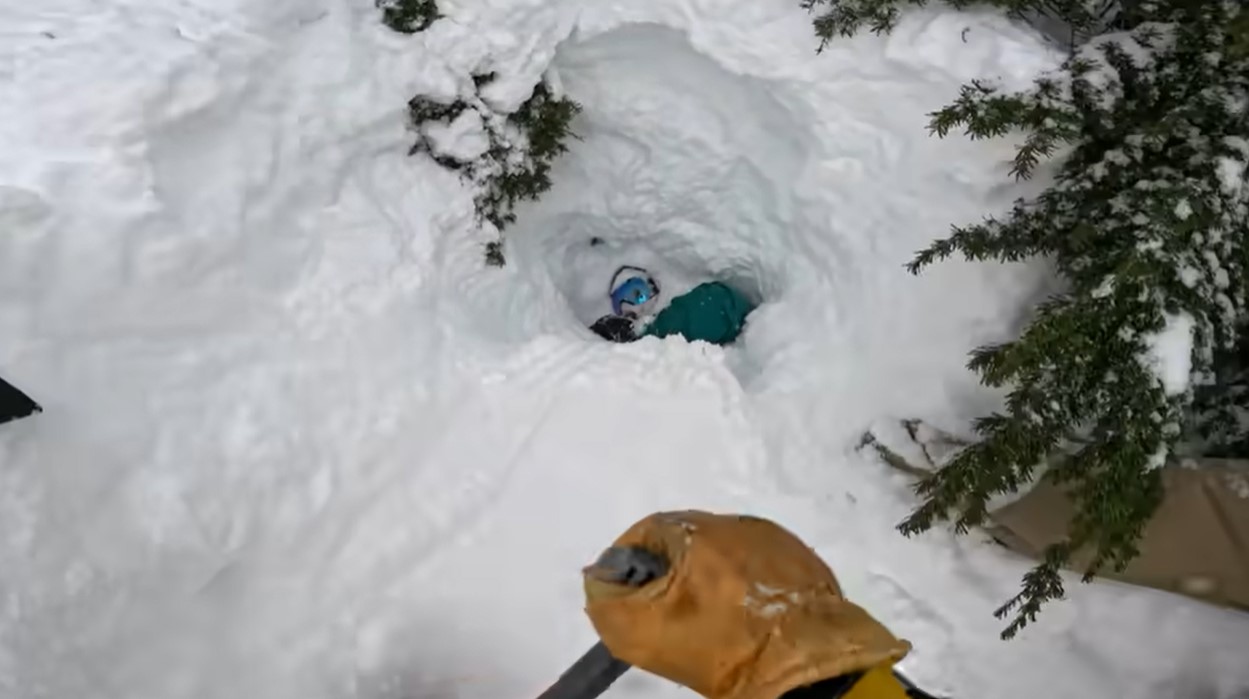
[609,266,660,319]
[590,266,659,343]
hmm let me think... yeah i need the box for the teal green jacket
[638,282,755,345]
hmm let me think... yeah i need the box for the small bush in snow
[802,0,1122,47]
[408,75,581,265]
[376,0,441,34]
[809,0,1249,638]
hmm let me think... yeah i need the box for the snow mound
[2,1,1248,699]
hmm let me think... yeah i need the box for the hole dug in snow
[506,24,829,346]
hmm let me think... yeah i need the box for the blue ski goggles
[611,277,654,316]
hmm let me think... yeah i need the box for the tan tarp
[862,422,1249,612]
[986,459,1249,612]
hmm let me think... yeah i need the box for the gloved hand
[582,511,912,699]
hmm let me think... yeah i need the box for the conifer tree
[805,0,1249,637]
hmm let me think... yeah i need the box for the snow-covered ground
[2,1,1248,698]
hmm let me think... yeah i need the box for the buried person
[589,265,756,346]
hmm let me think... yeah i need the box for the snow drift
[2,0,1248,698]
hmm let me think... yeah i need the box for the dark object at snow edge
[0,375,41,426]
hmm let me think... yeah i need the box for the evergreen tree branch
[994,542,1070,639]
[405,77,581,264]
[820,1,1249,638]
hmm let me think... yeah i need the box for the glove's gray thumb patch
[584,546,669,587]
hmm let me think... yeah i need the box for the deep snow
[2,1,1248,699]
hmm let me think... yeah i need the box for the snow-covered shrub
[407,74,581,265]
[377,0,581,265]
[802,0,1123,47]
[806,0,1249,637]
[376,0,441,34]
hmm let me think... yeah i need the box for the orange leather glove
[583,511,912,699]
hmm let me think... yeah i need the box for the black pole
[535,642,631,699]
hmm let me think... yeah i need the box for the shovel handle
[534,642,632,699]
[537,546,670,699]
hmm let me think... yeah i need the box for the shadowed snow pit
[507,24,820,337]
[507,21,1053,401]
